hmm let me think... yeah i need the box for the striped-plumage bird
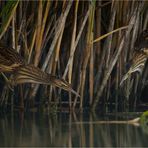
[0,43,79,96]
[10,65,79,96]
[120,51,148,85]
[120,30,148,85]
[0,43,24,72]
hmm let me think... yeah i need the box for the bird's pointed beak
[120,73,130,86]
[51,78,80,97]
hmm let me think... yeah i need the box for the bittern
[0,43,24,72]
[10,65,79,96]
[120,30,148,85]
[0,43,79,97]
[120,51,148,85]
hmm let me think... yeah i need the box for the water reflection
[0,112,148,147]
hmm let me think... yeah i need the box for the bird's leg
[1,73,14,91]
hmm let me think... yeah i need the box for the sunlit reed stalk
[68,0,79,109]
[0,1,147,111]
[30,1,73,99]
[92,6,138,109]
[79,1,96,109]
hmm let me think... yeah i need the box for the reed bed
[0,1,147,112]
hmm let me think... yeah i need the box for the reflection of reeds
[0,112,146,147]
[0,1,147,111]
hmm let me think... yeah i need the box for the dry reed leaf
[93,26,129,44]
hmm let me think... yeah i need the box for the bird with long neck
[0,43,79,97]
[10,64,79,96]
[120,30,148,85]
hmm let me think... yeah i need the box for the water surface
[0,111,147,147]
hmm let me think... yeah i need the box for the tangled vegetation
[0,1,147,112]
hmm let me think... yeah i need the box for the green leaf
[0,0,19,39]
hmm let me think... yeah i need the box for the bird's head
[134,30,148,51]
[50,76,80,97]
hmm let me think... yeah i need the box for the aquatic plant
[0,1,147,111]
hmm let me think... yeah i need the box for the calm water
[0,111,148,147]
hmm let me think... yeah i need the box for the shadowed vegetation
[0,1,147,112]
